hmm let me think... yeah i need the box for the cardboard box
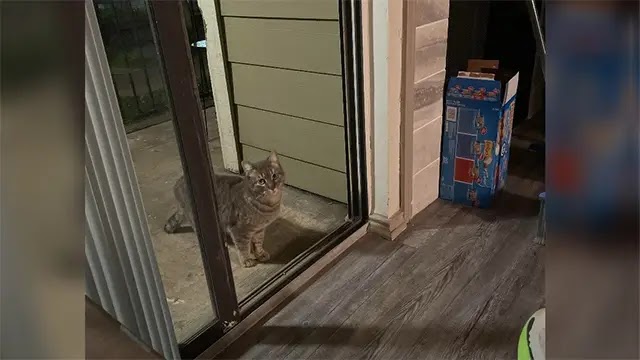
[439,60,519,208]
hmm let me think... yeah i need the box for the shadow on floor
[506,146,545,182]
[171,226,194,234]
[263,218,328,265]
[168,218,329,266]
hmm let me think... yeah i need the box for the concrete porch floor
[126,108,347,342]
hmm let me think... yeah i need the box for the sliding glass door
[97,0,367,357]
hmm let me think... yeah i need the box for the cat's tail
[164,210,184,234]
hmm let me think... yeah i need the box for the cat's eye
[258,178,266,185]
[272,173,278,180]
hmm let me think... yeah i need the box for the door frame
[147,0,368,358]
[147,2,239,358]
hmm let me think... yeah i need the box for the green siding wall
[224,18,342,75]
[230,63,344,126]
[237,106,346,172]
[220,2,347,202]
[220,0,338,20]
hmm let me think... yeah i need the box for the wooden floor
[86,298,163,359]
[215,144,545,359]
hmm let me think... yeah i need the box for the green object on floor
[518,308,545,360]
[518,318,533,360]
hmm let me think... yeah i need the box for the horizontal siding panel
[242,145,347,203]
[414,41,447,82]
[412,116,442,174]
[413,69,445,130]
[220,0,339,20]
[224,17,342,75]
[412,159,440,215]
[231,63,344,125]
[237,106,346,172]
[415,0,450,27]
[415,19,449,50]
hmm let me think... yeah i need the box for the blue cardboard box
[439,67,519,208]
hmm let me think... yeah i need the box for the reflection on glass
[198,3,350,300]
[94,0,215,343]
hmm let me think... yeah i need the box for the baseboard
[196,224,369,359]
[368,210,408,240]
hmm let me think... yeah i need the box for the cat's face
[241,151,285,199]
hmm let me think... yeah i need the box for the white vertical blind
[84,1,180,358]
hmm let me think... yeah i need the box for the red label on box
[454,158,476,184]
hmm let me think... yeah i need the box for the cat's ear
[268,151,279,164]
[241,161,254,174]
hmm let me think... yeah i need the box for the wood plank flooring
[214,143,544,360]
[86,298,163,359]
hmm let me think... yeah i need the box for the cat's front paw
[256,250,270,262]
[242,258,258,268]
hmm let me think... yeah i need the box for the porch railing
[94,0,212,133]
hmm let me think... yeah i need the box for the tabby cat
[164,151,285,268]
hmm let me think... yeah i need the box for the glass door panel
[120,0,368,357]
[94,0,220,344]
[197,0,364,306]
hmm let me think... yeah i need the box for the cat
[164,151,286,268]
